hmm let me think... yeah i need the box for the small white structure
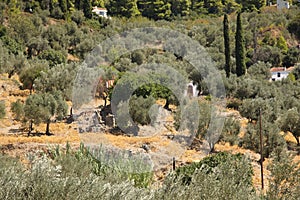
[92,6,108,18]
[185,81,199,97]
[270,67,294,81]
[277,0,290,10]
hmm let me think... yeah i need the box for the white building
[277,0,290,10]
[92,7,108,18]
[270,67,294,81]
[185,81,199,97]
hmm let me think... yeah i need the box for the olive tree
[24,92,67,136]
[278,108,300,146]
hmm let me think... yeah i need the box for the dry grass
[239,118,248,138]
[281,131,298,144]
[0,122,80,145]
[80,132,169,150]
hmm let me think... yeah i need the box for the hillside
[1,73,300,194]
[1,1,300,199]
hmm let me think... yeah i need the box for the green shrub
[163,152,257,199]
[0,100,5,119]
[226,98,242,110]
[242,120,286,158]
[11,99,24,121]
[129,95,156,126]
[267,148,300,200]
[0,152,152,200]
[220,117,241,145]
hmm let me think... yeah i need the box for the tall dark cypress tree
[59,0,68,19]
[75,0,81,10]
[235,12,246,77]
[83,0,92,19]
[223,13,231,78]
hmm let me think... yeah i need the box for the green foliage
[171,152,255,199]
[278,108,300,146]
[24,92,67,135]
[34,63,77,100]
[19,60,48,91]
[175,99,224,152]
[175,100,211,139]
[24,93,57,124]
[223,13,231,77]
[139,0,172,20]
[276,35,288,53]
[256,45,282,67]
[71,10,85,25]
[235,12,246,77]
[58,0,68,19]
[236,0,266,12]
[170,0,191,17]
[292,65,300,80]
[131,50,145,65]
[0,100,5,119]
[129,95,156,125]
[247,61,271,80]
[83,0,93,19]
[8,14,39,44]
[107,0,140,18]
[220,117,240,145]
[242,120,286,158]
[38,49,67,67]
[0,145,153,199]
[283,47,300,68]
[11,99,24,121]
[239,98,279,122]
[0,35,24,55]
[288,13,300,40]
[223,0,242,14]
[267,148,300,200]
[234,77,260,99]
[226,98,242,109]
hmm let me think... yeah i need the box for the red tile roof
[270,67,294,72]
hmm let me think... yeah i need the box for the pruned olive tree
[278,108,300,146]
[24,92,67,136]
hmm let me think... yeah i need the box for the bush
[11,99,24,121]
[129,95,156,126]
[267,148,300,200]
[226,98,242,110]
[0,154,151,199]
[165,152,257,199]
[220,117,241,145]
[0,100,5,119]
[71,10,85,25]
[242,120,286,158]
[0,144,154,200]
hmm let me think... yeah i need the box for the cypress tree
[223,13,231,78]
[75,0,81,10]
[59,0,68,19]
[59,0,67,13]
[235,12,246,77]
[83,0,92,19]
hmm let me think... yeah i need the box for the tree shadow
[8,129,21,134]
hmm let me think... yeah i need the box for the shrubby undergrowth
[1,144,299,199]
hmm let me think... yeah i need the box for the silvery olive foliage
[0,147,263,200]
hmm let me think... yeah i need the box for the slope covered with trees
[0,0,300,198]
